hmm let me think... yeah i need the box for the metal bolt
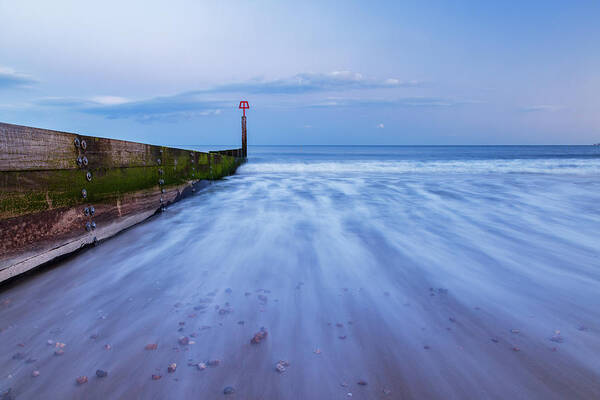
[157,158,161,165]
[158,169,164,175]
[160,197,163,203]
[82,188,87,198]
[81,140,87,150]
[90,206,95,216]
[91,221,96,230]
[74,138,80,148]
[82,156,89,166]
[76,157,83,167]
[159,179,164,185]
[86,171,92,181]
[161,188,165,194]
[84,207,90,216]
[85,222,91,232]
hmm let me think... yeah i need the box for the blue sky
[0,0,598,145]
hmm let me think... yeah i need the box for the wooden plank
[0,121,245,282]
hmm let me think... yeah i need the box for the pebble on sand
[145,343,158,350]
[207,359,221,367]
[251,328,268,344]
[96,369,108,378]
[168,363,177,373]
[223,386,235,395]
[152,374,162,380]
[104,344,112,350]
[31,370,40,377]
[197,362,207,370]
[275,360,289,373]
[178,336,190,345]
[550,330,564,343]
[357,380,368,386]
[76,376,88,385]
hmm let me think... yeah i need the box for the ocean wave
[240,158,600,175]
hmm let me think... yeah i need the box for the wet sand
[1,161,600,399]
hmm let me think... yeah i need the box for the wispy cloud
[195,71,421,95]
[520,105,563,112]
[309,97,464,108]
[37,93,226,122]
[0,67,37,89]
[34,71,425,122]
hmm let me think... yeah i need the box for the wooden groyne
[0,122,245,282]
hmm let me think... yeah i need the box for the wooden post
[242,115,247,157]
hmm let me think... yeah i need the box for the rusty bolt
[82,188,87,198]
[90,206,95,216]
[81,140,87,150]
[84,207,90,216]
[86,171,92,181]
[83,156,89,166]
[74,138,80,148]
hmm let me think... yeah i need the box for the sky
[0,0,599,146]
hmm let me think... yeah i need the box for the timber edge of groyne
[0,122,245,283]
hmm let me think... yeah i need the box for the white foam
[240,159,600,175]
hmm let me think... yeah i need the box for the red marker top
[239,101,249,117]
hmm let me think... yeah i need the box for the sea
[1,145,599,399]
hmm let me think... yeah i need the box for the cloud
[195,71,421,95]
[37,93,226,122]
[520,105,563,112]
[90,96,130,105]
[34,71,425,122]
[0,67,37,89]
[309,97,462,108]
[377,123,385,129]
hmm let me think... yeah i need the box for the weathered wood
[0,122,244,282]
[0,122,221,170]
